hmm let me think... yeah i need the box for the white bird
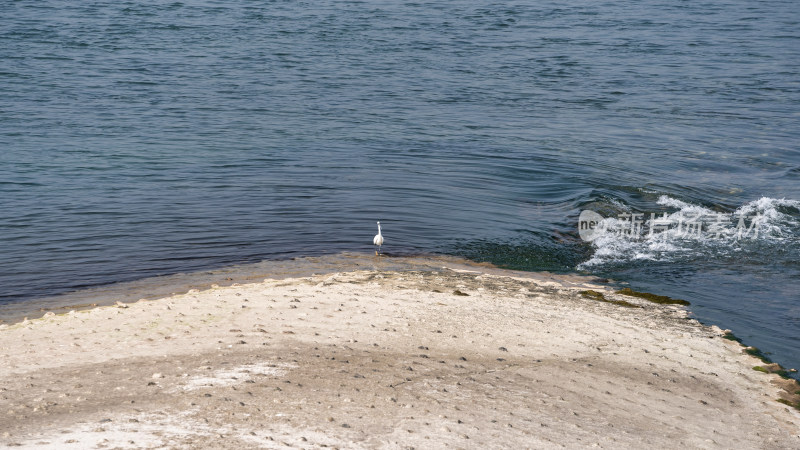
[373,221,384,255]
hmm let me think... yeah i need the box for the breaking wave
[578,197,800,269]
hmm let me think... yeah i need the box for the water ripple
[1,0,799,368]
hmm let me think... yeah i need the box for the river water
[1,1,798,368]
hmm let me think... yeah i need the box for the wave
[578,196,800,269]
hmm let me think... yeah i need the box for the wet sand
[1,263,798,449]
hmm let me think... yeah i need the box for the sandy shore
[1,261,799,449]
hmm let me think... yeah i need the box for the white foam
[579,196,799,269]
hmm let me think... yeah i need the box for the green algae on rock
[776,399,800,411]
[722,331,743,343]
[617,288,690,306]
[580,290,640,308]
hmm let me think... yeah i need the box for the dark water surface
[2,1,799,368]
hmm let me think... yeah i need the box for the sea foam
[579,196,800,269]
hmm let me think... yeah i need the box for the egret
[373,221,384,255]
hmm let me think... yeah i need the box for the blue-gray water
[2,1,799,369]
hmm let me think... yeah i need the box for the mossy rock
[751,361,794,380]
[581,290,605,300]
[776,399,800,410]
[581,290,639,308]
[745,346,773,364]
[617,288,690,306]
[722,331,743,343]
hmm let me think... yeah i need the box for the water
[2,1,799,368]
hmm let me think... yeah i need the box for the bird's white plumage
[373,222,384,247]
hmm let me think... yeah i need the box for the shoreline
[1,260,799,448]
[3,252,796,380]
[0,253,603,326]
